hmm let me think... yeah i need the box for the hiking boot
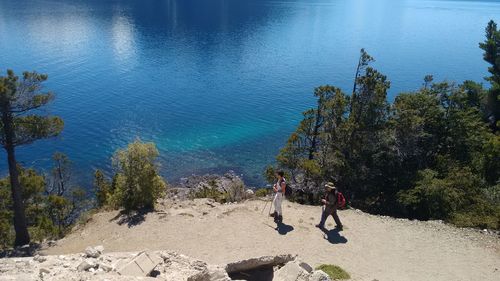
[278,215,283,222]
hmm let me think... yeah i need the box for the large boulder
[84,245,103,258]
[225,254,296,274]
[117,251,162,277]
[273,261,310,281]
[158,251,232,280]
[77,259,97,271]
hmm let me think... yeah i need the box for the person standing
[315,182,343,230]
[270,171,286,222]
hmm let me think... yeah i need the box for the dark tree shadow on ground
[320,227,348,244]
[109,208,151,228]
[275,221,294,235]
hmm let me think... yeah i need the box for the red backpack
[337,192,346,209]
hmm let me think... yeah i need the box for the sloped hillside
[41,198,500,281]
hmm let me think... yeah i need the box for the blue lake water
[0,0,499,186]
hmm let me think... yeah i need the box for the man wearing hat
[315,182,343,230]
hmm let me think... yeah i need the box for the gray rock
[95,245,105,254]
[181,171,246,202]
[308,270,332,281]
[296,260,313,273]
[85,246,101,258]
[99,262,113,272]
[77,259,97,271]
[274,262,310,281]
[33,255,47,263]
[187,266,232,281]
[117,251,161,277]
[225,254,296,273]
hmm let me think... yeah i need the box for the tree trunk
[2,113,30,246]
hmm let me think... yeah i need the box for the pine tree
[0,70,63,246]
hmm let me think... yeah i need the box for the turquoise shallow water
[0,0,499,186]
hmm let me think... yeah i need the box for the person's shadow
[320,227,348,244]
[275,221,294,235]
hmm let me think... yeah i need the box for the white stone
[99,263,113,272]
[85,246,101,258]
[95,245,105,253]
[33,255,47,263]
[77,259,97,271]
[117,252,161,277]
[274,262,310,281]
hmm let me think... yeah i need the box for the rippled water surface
[0,0,499,186]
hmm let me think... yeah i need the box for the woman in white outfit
[270,171,286,222]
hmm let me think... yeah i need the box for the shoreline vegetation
[1,21,499,251]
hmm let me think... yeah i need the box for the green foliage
[254,188,269,197]
[0,185,14,249]
[108,140,167,210]
[0,154,90,250]
[263,166,291,185]
[94,170,111,208]
[264,165,277,184]
[479,20,500,131]
[315,264,351,280]
[397,168,476,220]
[192,179,246,203]
[0,69,64,246]
[0,70,64,146]
[225,182,246,202]
[192,181,227,203]
[275,26,500,229]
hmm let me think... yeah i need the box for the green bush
[315,264,351,280]
[255,188,269,197]
[0,160,89,249]
[450,202,500,229]
[94,170,111,208]
[193,188,227,203]
[109,140,167,210]
[271,30,500,230]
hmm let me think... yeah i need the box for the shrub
[315,264,351,280]
[94,170,111,208]
[225,181,246,202]
[450,201,500,229]
[0,161,89,249]
[255,188,269,197]
[109,140,167,211]
[192,186,228,203]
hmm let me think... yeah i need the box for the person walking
[270,171,286,222]
[315,182,343,230]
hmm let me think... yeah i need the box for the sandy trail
[43,199,500,281]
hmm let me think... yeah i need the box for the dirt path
[43,199,500,281]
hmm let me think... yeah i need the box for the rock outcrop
[179,171,248,202]
[180,171,244,192]
[0,246,331,281]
